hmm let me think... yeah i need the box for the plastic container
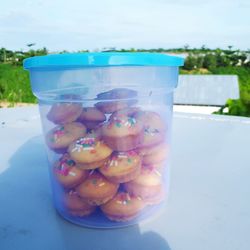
[24,53,184,228]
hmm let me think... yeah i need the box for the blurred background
[0,0,249,116]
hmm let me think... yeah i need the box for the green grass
[0,63,36,103]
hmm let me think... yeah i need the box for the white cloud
[0,0,249,51]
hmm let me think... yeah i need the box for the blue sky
[0,0,249,51]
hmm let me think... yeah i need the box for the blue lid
[23,52,184,69]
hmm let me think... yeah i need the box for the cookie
[64,190,96,217]
[101,112,143,151]
[124,166,165,205]
[68,135,112,170]
[53,154,88,188]
[46,122,86,153]
[99,150,141,183]
[47,102,82,124]
[100,192,145,222]
[78,107,106,129]
[76,171,119,206]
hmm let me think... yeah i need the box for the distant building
[174,75,239,106]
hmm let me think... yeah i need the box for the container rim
[23,52,184,69]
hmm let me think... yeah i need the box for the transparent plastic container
[24,53,184,228]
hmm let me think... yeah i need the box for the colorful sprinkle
[106,151,137,168]
[115,122,122,128]
[109,115,137,129]
[127,158,132,164]
[117,193,131,205]
[155,170,162,177]
[69,171,77,177]
[59,157,75,167]
[71,137,96,152]
[128,117,136,126]
[52,126,66,142]
[66,159,75,166]
[55,162,70,176]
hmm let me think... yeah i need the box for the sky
[0,0,250,51]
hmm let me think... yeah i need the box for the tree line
[0,45,249,70]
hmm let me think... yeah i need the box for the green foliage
[0,64,36,103]
[183,55,197,70]
[0,47,48,66]
[203,54,217,70]
[214,99,250,117]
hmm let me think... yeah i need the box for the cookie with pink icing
[68,135,113,170]
[76,171,119,206]
[46,122,86,153]
[47,102,82,124]
[101,112,143,151]
[53,154,88,188]
[100,192,145,222]
[78,107,106,129]
[124,166,165,205]
[99,150,141,183]
[64,190,96,217]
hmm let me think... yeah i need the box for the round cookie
[100,192,145,222]
[76,171,119,206]
[101,112,143,151]
[53,154,88,188]
[99,150,141,183]
[46,122,86,153]
[139,143,169,165]
[124,166,165,205]
[95,88,137,114]
[68,135,112,170]
[136,111,166,148]
[78,107,106,129]
[64,190,96,217]
[47,102,82,124]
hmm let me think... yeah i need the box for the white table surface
[0,106,250,250]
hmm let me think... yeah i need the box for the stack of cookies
[45,88,168,222]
